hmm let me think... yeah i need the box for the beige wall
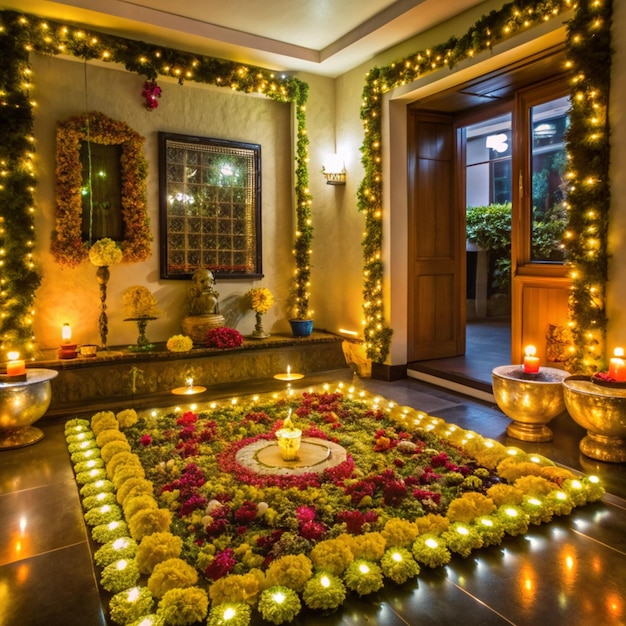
[27,0,626,359]
[31,54,335,350]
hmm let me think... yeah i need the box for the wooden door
[407,110,465,361]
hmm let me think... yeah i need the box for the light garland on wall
[562,0,612,374]
[358,0,612,371]
[0,14,41,357]
[0,10,313,355]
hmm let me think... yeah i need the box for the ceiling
[1,0,489,76]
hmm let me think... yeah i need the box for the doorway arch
[381,22,569,383]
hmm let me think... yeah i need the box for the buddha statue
[181,268,225,343]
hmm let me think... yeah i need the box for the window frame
[513,75,571,279]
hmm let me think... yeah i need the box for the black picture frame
[158,132,262,280]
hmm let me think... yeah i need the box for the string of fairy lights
[0,2,614,371]
[0,10,313,357]
[358,0,613,373]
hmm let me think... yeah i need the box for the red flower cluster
[206,327,244,349]
[205,547,236,581]
[336,509,379,534]
[141,80,162,110]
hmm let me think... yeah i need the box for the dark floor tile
[0,479,86,566]
[445,515,626,625]
[0,542,106,626]
[383,573,513,625]
[0,421,74,494]
[568,500,626,553]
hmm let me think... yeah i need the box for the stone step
[35,331,351,418]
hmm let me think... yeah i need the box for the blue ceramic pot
[289,319,313,337]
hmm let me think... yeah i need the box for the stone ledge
[38,331,350,418]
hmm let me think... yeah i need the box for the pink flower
[300,520,326,541]
[141,80,162,111]
[336,509,379,534]
[235,500,258,524]
[296,506,316,523]
[140,433,152,446]
[176,411,198,426]
[205,548,236,581]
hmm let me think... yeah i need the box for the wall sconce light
[322,154,346,185]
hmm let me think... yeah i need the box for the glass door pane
[530,95,569,262]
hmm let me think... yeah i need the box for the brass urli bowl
[563,374,626,463]
[492,365,569,442]
[0,368,58,449]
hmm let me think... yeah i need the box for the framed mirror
[158,132,262,280]
[52,111,151,268]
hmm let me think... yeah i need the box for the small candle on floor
[522,345,540,374]
[608,347,626,382]
[274,365,304,381]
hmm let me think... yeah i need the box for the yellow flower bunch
[166,334,193,352]
[247,287,274,314]
[122,286,162,318]
[89,238,123,267]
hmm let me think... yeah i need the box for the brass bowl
[0,368,59,448]
[563,375,626,463]
[492,365,569,442]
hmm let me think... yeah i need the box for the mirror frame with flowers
[51,110,152,268]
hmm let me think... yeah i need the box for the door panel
[408,111,464,361]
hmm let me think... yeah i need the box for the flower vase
[250,311,270,339]
[96,265,110,349]
[123,316,157,351]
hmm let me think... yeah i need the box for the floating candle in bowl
[608,347,626,382]
[522,345,540,374]
[275,410,302,461]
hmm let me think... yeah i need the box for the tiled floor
[1,368,626,626]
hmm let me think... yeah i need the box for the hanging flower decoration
[52,111,152,268]
[141,79,162,110]
[246,287,274,315]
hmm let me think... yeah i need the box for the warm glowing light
[320,575,331,588]
[127,587,140,602]
[272,592,286,604]
[223,607,236,619]
[358,563,370,574]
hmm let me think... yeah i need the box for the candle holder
[0,369,59,448]
[58,343,78,359]
[124,317,157,351]
[171,377,207,395]
[275,427,302,461]
[492,365,569,442]
[274,368,304,381]
[563,375,626,462]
